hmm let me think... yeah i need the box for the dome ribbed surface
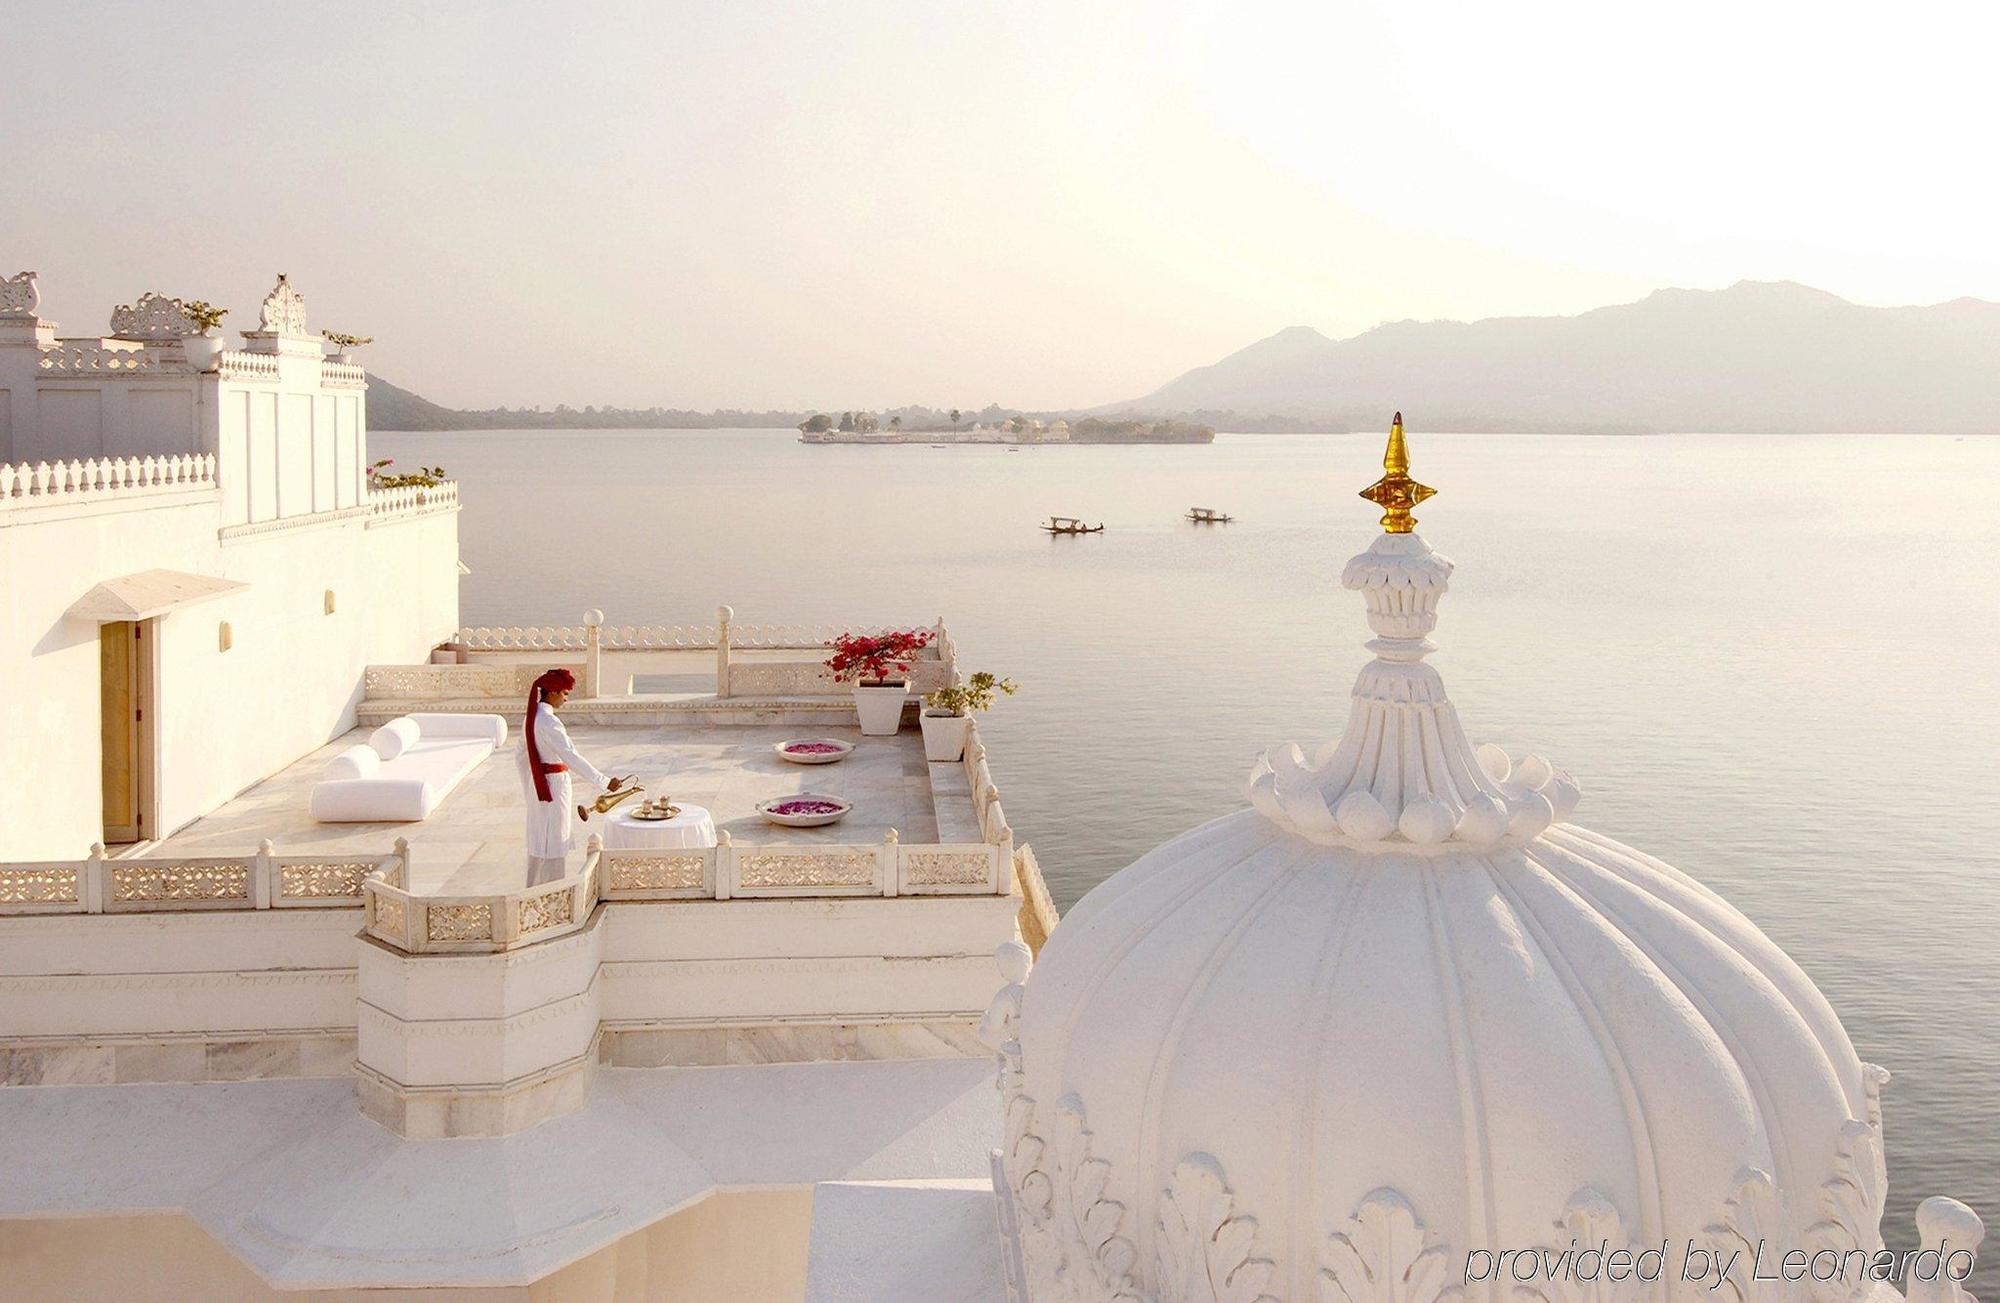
[1017,808,1874,1300]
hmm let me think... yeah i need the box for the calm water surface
[380,428,2000,1281]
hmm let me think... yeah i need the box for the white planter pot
[182,335,225,372]
[920,709,971,762]
[852,682,909,735]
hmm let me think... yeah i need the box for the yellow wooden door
[100,621,142,842]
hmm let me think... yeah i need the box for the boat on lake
[1043,516,1104,535]
[1187,506,1234,523]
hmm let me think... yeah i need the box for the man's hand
[606,776,624,793]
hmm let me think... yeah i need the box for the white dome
[992,430,1909,1303]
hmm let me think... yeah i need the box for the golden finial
[1358,411,1435,533]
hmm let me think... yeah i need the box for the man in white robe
[519,668,618,885]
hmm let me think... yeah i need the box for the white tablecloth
[603,803,717,850]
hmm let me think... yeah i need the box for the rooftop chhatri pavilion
[965,423,1982,1303]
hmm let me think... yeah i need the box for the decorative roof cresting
[257,273,309,336]
[110,291,197,340]
[1246,413,1581,847]
[1,271,38,316]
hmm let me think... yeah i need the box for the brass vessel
[578,777,643,821]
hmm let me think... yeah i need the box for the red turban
[525,668,577,802]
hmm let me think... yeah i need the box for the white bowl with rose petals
[773,738,855,765]
[756,794,853,827]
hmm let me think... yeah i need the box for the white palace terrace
[0,271,1051,1299]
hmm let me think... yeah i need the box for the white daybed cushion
[309,778,435,823]
[406,713,508,746]
[325,744,380,781]
[370,717,422,760]
[310,719,503,823]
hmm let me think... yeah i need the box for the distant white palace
[0,279,1980,1303]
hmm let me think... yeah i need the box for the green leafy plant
[367,458,448,489]
[181,300,228,334]
[925,671,1017,717]
[324,331,373,350]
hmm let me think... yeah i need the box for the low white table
[602,803,717,851]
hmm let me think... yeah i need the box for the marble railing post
[83,843,107,913]
[582,608,604,698]
[251,840,275,909]
[715,604,735,697]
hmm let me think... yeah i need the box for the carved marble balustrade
[0,839,400,914]
[360,832,1011,958]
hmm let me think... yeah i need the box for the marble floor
[152,722,955,894]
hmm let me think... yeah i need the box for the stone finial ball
[582,608,604,628]
[1507,791,1557,839]
[1398,795,1455,844]
[1547,773,1583,821]
[1915,1196,1985,1249]
[996,939,1033,985]
[1513,754,1554,790]
[1334,790,1395,842]
[1455,794,1509,845]
[716,604,734,622]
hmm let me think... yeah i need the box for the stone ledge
[0,1031,356,1087]
[601,1018,988,1068]
[357,696,858,728]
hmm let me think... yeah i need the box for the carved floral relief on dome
[1319,1190,1462,1303]
[983,938,1915,1303]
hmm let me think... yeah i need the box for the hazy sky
[5,2,1996,410]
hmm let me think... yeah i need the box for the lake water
[379,427,2000,1281]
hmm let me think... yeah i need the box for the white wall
[0,492,459,857]
[0,366,204,464]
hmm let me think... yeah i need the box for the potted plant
[825,629,935,735]
[367,458,448,503]
[180,300,228,371]
[920,671,1017,761]
[323,330,372,364]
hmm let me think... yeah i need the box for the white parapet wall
[3,838,1022,1134]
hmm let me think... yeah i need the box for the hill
[1115,282,2000,433]
[364,378,814,432]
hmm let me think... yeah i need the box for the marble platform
[150,722,959,894]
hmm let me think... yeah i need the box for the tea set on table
[586,736,863,848]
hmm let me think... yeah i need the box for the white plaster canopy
[67,568,248,622]
[1000,509,1902,1302]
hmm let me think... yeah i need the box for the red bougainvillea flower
[823,629,934,684]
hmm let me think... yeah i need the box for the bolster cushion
[325,744,381,781]
[310,777,434,823]
[369,716,422,761]
[406,713,508,747]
